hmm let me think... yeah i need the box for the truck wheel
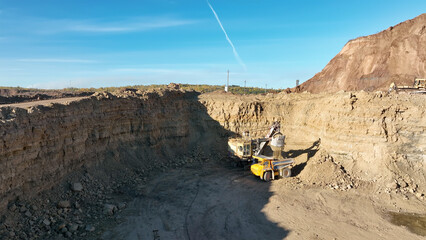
[282,168,291,178]
[263,171,272,182]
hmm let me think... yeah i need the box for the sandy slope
[299,13,426,93]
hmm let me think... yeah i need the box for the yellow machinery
[228,122,294,181]
[251,155,293,181]
[414,78,426,88]
[389,78,426,94]
[228,131,252,161]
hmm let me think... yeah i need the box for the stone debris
[57,201,71,209]
[103,204,117,216]
[85,225,95,232]
[71,183,84,192]
[43,219,51,226]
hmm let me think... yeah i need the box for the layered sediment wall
[1,90,424,211]
[200,92,426,192]
[0,89,225,210]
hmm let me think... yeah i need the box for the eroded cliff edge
[200,91,426,195]
[299,13,426,93]
[0,89,227,211]
[1,89,424,214]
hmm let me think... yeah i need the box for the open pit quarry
[0,88,425,239]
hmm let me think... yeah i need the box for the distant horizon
[0,0,425,89]
[0,82,286,91]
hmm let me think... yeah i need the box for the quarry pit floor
[1,92,425,239]
[100,162,424,240]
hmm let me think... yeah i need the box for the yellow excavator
[389,78,426,94]
[228,122,294,181]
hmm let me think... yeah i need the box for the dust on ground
[101,140,425,240]
[103,158,425,240]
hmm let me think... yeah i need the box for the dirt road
[0,96,89,108]
[102,163,423,240]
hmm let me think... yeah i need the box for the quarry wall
[200,92,426,192]
[0,89,424,211]
[0,89,225,210]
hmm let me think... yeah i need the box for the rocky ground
[0,148,214,240]
[1,141,424,239]
[0,89,425,239]
[102,143,425,240]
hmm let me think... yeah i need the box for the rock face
[299,13,426,93]
[0,89,226,211]
[199,92,426,193]
[1,88,425,213]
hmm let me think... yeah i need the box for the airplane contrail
[207,1,247,70]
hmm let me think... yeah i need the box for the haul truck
[228,122,294,181]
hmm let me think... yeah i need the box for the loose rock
[71,183,83,192]
[58,200,71,208]
[43,219,51,226]
[103,204,117,215]
[85,225,95,232]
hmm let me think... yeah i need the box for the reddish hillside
[299,13,426,93]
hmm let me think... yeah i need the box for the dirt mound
[297,149,358,190]
[299,13,426,93]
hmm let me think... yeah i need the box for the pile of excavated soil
[296,149,359,191]
[299,13,426,93]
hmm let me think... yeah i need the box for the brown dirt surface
[103,149,424,240]
[0,88,93,105]
[0,96,90,108]
[299,13,426,93]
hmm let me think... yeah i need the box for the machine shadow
[104,92,290,239]
[284,138,321,177]
[181,93,290,240]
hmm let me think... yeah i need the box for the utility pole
[265,84,267,94]
[225,70,229,92]
[244,80,246,95]
[296,79,299,87]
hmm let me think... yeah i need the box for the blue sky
[0,0,425,89]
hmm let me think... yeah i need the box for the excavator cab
[414,79,426,89]
[228,139,252,160]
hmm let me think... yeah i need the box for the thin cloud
[207,1,246,70]
[68,19,195,33]
[17,58,97,63]
[8,17,198,34]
